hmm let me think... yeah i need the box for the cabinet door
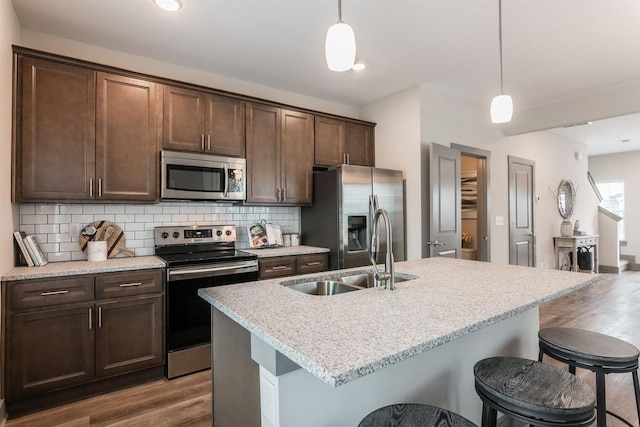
[345,122,375,167]
[281,109,314,204]
[96,294,164,378]
[96,73,158,201]
[7,304,95,400]
[246,103,280,203]
[162,85,205,152]
[18,57,96,201]
[314,116,345,167]
[205,94,245,157]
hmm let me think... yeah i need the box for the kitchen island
[198,257,600,426]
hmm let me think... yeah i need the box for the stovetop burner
[154,225,256,267]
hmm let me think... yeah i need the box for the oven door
[161,150,246,201]
[166,261,258,353]
[165,260,258,378]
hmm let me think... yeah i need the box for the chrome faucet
[369,208,395,290]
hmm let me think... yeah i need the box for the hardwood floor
[4,369,212,427]
[5,270,640,426]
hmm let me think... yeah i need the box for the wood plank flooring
[5,270,640,426]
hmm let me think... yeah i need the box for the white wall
[1,0,21,274]
[20,30,359,120]
[362,84,599,268]
[360,87,421,260]
[590,151,640,262]
[488,131,598,266]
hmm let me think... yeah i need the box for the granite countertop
[199,257,601,388]
[2,256,166,281]
[241,245,330,258]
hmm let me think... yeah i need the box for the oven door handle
[168,261,258,281]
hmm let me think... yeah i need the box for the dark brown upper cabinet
[162,85,245,157]
[14,56,159,202]
[246,103,313,205]
[314,116,375,167]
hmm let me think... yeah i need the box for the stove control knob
[216,230,223,237]
[161,232,169,239]
[173,232,180,239]
[225,230,232,236]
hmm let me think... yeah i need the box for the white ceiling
[11,0,640,156]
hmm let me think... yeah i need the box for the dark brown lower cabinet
[258,253,329,279]
[8,304,96,400]
[3,269,164,411]
[96,294,163,377]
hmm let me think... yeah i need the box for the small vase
[560,220,573,237]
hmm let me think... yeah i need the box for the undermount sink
[287,280,363,296]
[283,271,418,296]
[339,272,414,288]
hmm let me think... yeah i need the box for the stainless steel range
[154,224,258,379]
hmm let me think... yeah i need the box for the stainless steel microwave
[161,150,246,201]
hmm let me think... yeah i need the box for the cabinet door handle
[41,290,69,296]
[201,134,205,151]
[275,188,281,202]
[305,262,321,266]
[89,308,93,330]
[282,187,286,201]
[272,266,289,271]
[98,178,103,198]
[98,306,102,328]
[207,134,211,151]
[346,153,350,164]
[119,282,142,288]
[89,178,94,198]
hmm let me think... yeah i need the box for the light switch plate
[495,216,504,226]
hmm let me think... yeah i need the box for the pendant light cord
[498,0,504,94]
[338,0,342,22]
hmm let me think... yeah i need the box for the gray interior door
[428,143,461,258]
[508,156,535,266]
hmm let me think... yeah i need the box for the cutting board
[78,220,134,258]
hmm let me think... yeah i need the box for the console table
[553,235,599,273]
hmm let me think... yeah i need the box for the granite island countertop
[2,256,166,281]
[199,257,601,388]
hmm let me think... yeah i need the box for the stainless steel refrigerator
[301,165,405,270]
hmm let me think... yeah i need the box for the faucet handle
[374,271,391,288]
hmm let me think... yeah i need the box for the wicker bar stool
[358,403,477,427]
[538,327,640,427]
[474,357,595,427]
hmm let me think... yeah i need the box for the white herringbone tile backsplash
[19,202,300,263]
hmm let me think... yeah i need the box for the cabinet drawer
[95,270,163,299]
[584,237,596,245]
[296,253,328,275]
[259,256,297,279]
[8,276,94,310]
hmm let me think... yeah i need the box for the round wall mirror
[557,180,576,219]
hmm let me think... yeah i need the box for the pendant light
[154,0,182,12]
[325,0,356,72]
[490,0,513,123]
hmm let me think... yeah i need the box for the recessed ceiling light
[154,0,182,12]
[351,63,366,71]
[621,139,631,143]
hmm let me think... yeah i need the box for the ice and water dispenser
[347,216,368,251]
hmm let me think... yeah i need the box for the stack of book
[573,230,587,236]
[13,231,48,267]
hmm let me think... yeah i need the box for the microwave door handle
[223,164,229,199]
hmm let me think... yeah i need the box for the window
[596,180,625,240]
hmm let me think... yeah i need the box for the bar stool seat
[358,403,477,427]
[474,357,595,427]
[538,327,640,427]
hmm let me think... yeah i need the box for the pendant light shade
[490,94,513,123]
[325,0,356,72]
[490,0,513,123]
